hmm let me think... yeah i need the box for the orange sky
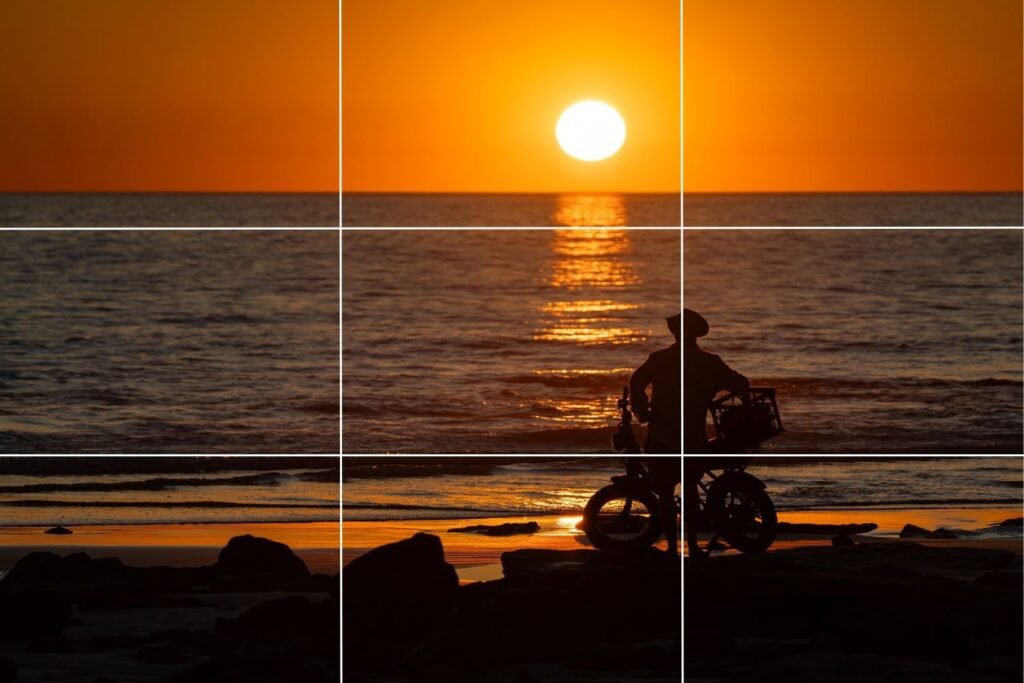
[0,1,338,192]
[685,0,1024,193]
[342,0,680,193]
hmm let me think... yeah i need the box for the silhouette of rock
[447,521,540,536]
[687,543,1022,682]
[26,633,76,653]
[0,590,73,638]
[898,524,974,540]
[215,535,310,582]
[44,525,73,535]
[1,552,126,590]
[831,534,856,547]
[899,523,933,538]
[217,595,336,656]
[348,545,681,680]
[998,517,1023,527]
[0,655,16,683]
[344,533,458,643]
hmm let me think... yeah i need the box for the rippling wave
[0,231,339,453]
[685,229,1023,453]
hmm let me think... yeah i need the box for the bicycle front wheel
[582,482,662,552]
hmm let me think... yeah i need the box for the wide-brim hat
[684,308,709,338]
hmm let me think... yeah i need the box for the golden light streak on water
[552,196,628,227]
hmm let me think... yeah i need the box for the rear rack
[709,387,784,451]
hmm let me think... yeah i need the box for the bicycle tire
[706,476,777,553]
[582,482,663,551]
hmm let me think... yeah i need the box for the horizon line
[0,190,340,196]
[683,190,1024,196]
[341,190,681,196]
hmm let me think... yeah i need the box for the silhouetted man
[683,309,749,453]
[629,314,681,454]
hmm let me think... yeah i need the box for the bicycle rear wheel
[706,476,777,553]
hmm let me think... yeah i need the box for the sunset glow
[684,0,1024,192]
[0,0,338,192]
[342,0,679,193]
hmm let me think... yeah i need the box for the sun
[556,101,626,162]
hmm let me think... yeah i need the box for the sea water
[684,229,1023,453]
[342,193,681,227]
[683,192,1023,227]
[341,457,1022,523]
[342,229,681,453]
[0,231,339,453]
[0,193,339,227]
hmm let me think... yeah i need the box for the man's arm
[715,357,750,395]
[628,357,654,423]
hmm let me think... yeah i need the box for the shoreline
[344,506,1022,581]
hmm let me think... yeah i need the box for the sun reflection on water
[552,195,628,227]
[536,230,644,345]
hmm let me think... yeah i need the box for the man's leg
[683,461,706,561]
[657,482,678,556]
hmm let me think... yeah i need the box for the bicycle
[689,457,777,554]
[581,459,680,552]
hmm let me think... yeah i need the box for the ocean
[684,229,1023,453]
[0,231,339,453]
[0,457,340,527]
[342,229,681,453]
[341,193,681,227]
[342,456,1022,525]
[0,457,340,574]
[0,193,339,227]
[683,193,1023,227]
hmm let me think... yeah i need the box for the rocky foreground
[344,533,681,682]
[687,541,1023,682]
[0,535,338,683]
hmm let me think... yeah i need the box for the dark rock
[973,572,1023,589]
[215,535,310,582]
[448,521,541,536]
[44,525,73,535]
[217,595,336,657]
[899,523,933,539]
[998,517,1023,527]
[831,534,856,547]
[928,528,963,539]
[26,633,75,653]
[137,643,189,664]
[172,652,335,683]
[0,590,73,638]
[0,552,126,590]
[390,547,680,678]
[88,634,142,651]
[0,655,16,683]
[343,533,458,641]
